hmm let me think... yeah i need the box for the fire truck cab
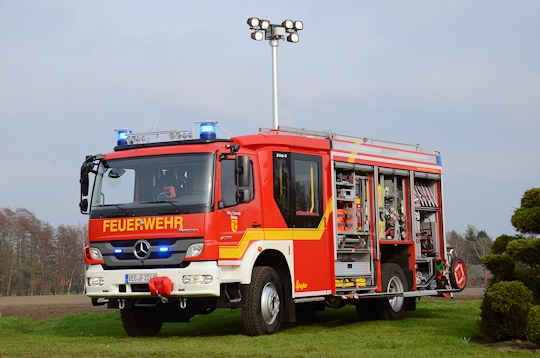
[80,122,466,336]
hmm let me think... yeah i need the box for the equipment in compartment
[335,260,371,276]
[335,171,355,233]
[413,179,440,259]
[336,209,353,232]
[334,169,374,290]
[417,221,436,257]
[414,180,438,208]
[335,170,370,234]
[378,175,407,240]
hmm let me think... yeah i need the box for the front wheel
[375,263,408,320]
[121,307,163,337]
[242,266,282,336]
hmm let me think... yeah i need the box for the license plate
[125,273,156,284]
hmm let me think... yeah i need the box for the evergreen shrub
[479,281,533,341]
[525,305,540,344]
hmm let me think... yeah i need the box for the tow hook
[156,290,169,304]
[118,298,126,309]
[180,298,187,309]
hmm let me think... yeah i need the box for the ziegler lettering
[295,280,308,291]
[102,216,183,233]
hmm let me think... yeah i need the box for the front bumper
[85,261,221,298]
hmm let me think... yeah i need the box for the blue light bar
[159,247,169,253]
[114,249,123,254]
[116,129,132,146]
[199,122,217,139]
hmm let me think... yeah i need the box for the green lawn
[0,299,535,357]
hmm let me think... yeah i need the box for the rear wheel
[121,307,163,337]
[375,263,408,320]
[355,299,377,321]
[242,266,282,336]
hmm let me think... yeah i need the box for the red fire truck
[80,122,466,336]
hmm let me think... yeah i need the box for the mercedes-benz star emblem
[133,240,151,260]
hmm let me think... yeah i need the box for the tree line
[0,206,495,297]
[447,224,492,285]
[0,208,86,296]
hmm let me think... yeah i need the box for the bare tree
[55,224,87,294]
[447,230,467,260]
[0,207,71,296]
[471,232,492,264]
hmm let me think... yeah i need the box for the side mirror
[235,156,252,203]
[80,199,89,212]
[80,162,92,197]
[237,189,251,204]
[79,156,99,214]
[80,173,89,197]
[236,156,251,188]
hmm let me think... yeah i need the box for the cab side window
[273,152,322,228]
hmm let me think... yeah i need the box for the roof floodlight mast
[247,17,303,129]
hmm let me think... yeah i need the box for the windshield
[91,154,214,214]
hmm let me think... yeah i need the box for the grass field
[0,299,536,357]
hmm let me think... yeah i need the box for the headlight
[89,247,103,261]
[185,243,204,258]
[182,275,213,285]
[87,277,105,286]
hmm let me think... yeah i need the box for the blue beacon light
[116,129,132,146]
[199,122,217,139]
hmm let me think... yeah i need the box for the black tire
[355,299,377,321]
[242,266,282,336]
[295,302,318,321]
[121,307,163,337]
[375,263,408,320]
[449,257,467,290]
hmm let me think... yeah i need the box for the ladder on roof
[260,126,423,152]
[259,126,333,139]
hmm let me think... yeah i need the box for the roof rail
[260,126,333,139]
[332,133,422,152]
[260,126,422,151]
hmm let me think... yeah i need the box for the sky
[1,0,539,239]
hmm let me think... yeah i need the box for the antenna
[148,109,163,143]
[154,109,162,142]
[157,109,162,132]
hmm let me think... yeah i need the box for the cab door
[273,151,333,295]
[216,156,262,263]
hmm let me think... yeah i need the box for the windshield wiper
[138,200,190,214]
[159,201,191,214]
[100,204,135,218]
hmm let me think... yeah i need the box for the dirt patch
[448,287,485,300]
[0,295,106,320]
[473,337,540,353]
[420,286,485,301]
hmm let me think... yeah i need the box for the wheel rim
[386,275,405,312]
[261,282,280,325]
